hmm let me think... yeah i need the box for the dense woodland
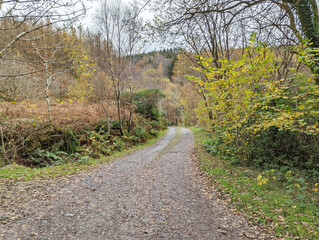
[1,0,319,238]
[0,1,179,167]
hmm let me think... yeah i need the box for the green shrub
[112,136,125,151]
[204,128,319,180]
[150,120,161,130]
[150,128,159,136]
[159,117,168,130]
[82,130,112,156]
[29,148,67,167]
[1,113,165,168]
[132,127,148,142]
[133,89,165,121]
[192,36,319,181]
[62,128,80,154]
[246,128,319,179]
[111,120,121,129]
[94,118,109,133]
[203,135,223,156]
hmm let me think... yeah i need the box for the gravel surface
[0,127,272,239]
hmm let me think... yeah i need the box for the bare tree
[146,1,240,120]
[125,2,144,132]
[146,0,319,82]
[32,37,64,121]
[95,0,127,135]
[0,0,86,103]
[0,0,86,119]
[96,0,144,135]
[0,0,86,58]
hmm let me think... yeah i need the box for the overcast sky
[81,0,153,30]
[81,0,165,52]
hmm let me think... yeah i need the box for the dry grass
[0,99,136,166]
[0,99,121,130]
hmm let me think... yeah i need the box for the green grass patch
[190,127,319,240]
[159,127,183,154]
[0,129,168,182]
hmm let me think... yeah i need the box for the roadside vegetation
[0,128,167,182]
[0,89,167,179]
[186,39,319,239]
[191,127,318,240]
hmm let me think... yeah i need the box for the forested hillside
[0,1,175,168]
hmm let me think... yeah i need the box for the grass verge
[0,129,168,182]
[190,127,319,240]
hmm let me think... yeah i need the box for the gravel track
[0,127,271,240]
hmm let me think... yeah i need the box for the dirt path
[0,127,270,239]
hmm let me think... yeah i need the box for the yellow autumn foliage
[190,36,319,162]
[64,30,95,99]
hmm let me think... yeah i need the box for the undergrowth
[0,129,168,181]
[0,98,168,180]
[190,127,319,240]
[0,99,167,168]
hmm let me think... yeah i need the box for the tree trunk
[295,0,319,84]
[128,61,134,133]
[99,100,111,134]
[45,62,52,122]
[117,79,124,136]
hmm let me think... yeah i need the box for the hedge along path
[0,127,272,239]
